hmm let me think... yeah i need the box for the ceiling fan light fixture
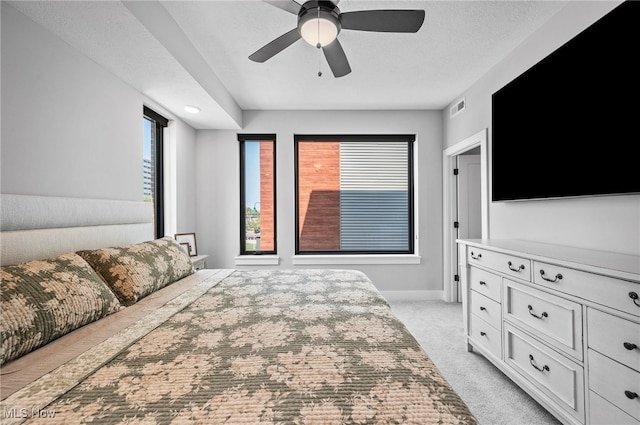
[300,17,338,47]
[297,2,341,48]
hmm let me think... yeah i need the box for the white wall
[1,3,198,235]
[196,110,443,292]
[1,3,141,201]
[443,1,640,255]
[174,120,197,234]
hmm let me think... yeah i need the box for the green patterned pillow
[0,253,123,366]
[77,237,195,306]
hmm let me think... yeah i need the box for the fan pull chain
[317,6,322,77]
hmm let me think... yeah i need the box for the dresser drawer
[470,290,501,330]
[504,280,583,361]
[533,261,640,317]
[589,349,640,421]
[468,247,531,281]
[589,391,640,425]
[588,308,640,372]
[469,314,502,360]
[504,323,585,422]
[469,266,501,302]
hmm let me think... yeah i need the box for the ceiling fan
[249,0,425,78]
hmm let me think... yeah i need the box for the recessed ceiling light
[184,105,201,114]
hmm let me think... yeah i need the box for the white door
[457,155,482,240]
[455,154,481,301]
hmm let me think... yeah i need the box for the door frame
[442,128,489,302]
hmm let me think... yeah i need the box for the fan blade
[340,10,425,33]
[263,0,301,15]
[249,28,301,62]
[322,39,351,78]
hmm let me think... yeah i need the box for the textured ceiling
[8,0,568,129]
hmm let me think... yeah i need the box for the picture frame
[175,233,197,257]
[179,242,190,255]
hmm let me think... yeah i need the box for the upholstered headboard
[1,194,154,265]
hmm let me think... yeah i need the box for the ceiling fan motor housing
[298,0,342,45]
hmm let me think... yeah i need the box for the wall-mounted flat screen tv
[491,1,639,202]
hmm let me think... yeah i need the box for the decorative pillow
[77,237,195,306]
[0,253,122,366]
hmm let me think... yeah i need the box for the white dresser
[457,239,640,425]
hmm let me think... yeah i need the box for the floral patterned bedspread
[1,269,476,424]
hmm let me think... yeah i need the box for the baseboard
[380,290,445,302]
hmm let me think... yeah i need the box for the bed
[0,195,476,424]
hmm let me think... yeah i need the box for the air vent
[450,97,466,118]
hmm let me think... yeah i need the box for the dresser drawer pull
[470,252,482,260]
[480,331,487,336]
[479,306,486,311]
[539,269,563,283]
[508,261,525,272]
[479,280,487,286]
[624,342,638,350]
[625,391,639,400]
[630,291,640,307]
[528,354,550,373]
[527,304,548,319]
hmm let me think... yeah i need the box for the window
[239,135,277,255]
[143,106,168,238]
[295,135,414,254]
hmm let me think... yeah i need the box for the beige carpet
[388,299,561,425]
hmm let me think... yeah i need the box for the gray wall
[1,3,198,236]
[196,110,443,292]
[443,1,640,255]
[1,3,141,201]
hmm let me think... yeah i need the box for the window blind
[339,142,409,251]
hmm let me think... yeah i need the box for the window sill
[292,254,421,266]
[234,255,280,266]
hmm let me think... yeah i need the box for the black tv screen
[491,1,640,202]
